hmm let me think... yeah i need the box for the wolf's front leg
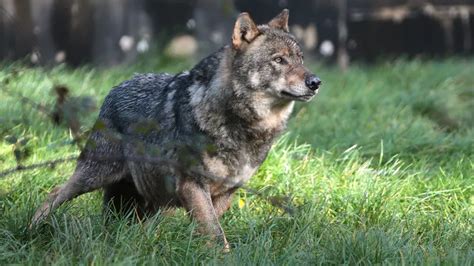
[177,179,230,251]
[212,188,237,218]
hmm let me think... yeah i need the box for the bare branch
[0,153,296,214]
[0,156,77,178]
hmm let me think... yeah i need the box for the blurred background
[1,0,474,67]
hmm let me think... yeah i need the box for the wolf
[31,9,321,249]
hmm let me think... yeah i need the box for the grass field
[0,57,473,265]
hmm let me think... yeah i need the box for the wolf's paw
[222,240,231,253]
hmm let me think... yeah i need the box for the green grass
[0,57,473,265]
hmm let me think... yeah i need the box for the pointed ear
[232,12,260,50]
[268,9,289,32]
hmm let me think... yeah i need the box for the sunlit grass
[0,57,473,264]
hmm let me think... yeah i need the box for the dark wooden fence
[1,0,473,67]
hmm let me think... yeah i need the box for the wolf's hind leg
[31,161,126,227]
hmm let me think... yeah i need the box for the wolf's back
[98,73,174,133]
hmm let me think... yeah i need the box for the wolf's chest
[203,153,258,195]
[223,163,257,188]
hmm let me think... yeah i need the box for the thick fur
[31,9,320,249]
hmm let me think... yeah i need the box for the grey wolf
[31,9,321,250]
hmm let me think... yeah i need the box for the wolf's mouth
[280,90,315,101]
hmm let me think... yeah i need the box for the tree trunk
[13,0,35,59]
[194,0,236,55]
[337,0,349,71]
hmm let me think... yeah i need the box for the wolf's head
[230,9,321,102]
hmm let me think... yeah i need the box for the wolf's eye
[274,57,284,64]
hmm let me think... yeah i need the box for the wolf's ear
[232,12,260,50]
[268,9,289,32]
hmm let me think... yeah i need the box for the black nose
[305,75,322,91]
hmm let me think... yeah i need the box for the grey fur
[31,9,321,250]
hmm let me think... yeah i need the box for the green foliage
[3,135,32,167]
[0,58,473,264]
